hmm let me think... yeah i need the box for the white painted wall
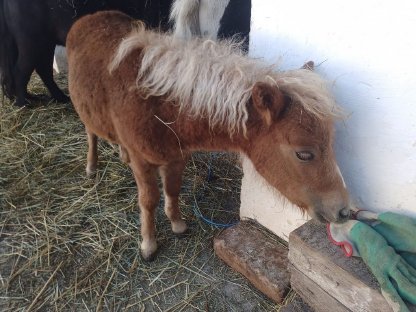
[241,0,416,238]
[240,156,310,241]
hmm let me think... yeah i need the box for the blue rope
[193,204,238,228]
[192,152,238,229]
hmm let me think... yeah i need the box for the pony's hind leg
[119,145,130,163]
[159,159,189,235]
[130,159,160,261]
[86,130,98,176]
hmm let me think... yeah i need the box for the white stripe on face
[335,164,346,188]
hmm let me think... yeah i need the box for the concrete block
[289,220,416,312]
[214,221,290,303]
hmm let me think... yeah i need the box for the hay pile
[0,74,292,311]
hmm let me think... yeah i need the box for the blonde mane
[109,23,343,135]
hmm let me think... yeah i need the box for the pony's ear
[252,82,288,127]
[301,60,314,71]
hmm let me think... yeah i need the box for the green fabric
[372,212,416,253]
[402,252,416,269]
[350,222,416,312]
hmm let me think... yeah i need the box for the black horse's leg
[35,43,69,103]
[4,0,40,107]
[13,45,36,107]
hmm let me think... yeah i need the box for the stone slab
[214,221,290,303]
[289,220,416,312]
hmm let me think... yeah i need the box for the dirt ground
[0,74,296,311]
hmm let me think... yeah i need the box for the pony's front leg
[130,160,160,261]
[159,159,189,235]
[86,129,98,176]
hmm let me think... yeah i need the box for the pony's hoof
[141,240,158,261]
[172,220,188,235]
[86,164,97,177]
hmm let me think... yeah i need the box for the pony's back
[67,10,134,55]
[67,10,136,94]
[67,11,139,140]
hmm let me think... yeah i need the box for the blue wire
[193,204,238,228]
[192,152,238,229]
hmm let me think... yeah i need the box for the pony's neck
[151,98,264,155]
[171,111,262,154]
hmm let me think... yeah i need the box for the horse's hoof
[55,94,70,103]
[26,93,44,101]
[14,102,28,108]
[172,220,188,235]
[141,241,158,262]
[86,164,97,177]
[14,97,30,108]
[141,249,159,262]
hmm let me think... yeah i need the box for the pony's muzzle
[327,203,352,223]
[310,194,352,223]
[338,207,351,222]
[312,207,351,223]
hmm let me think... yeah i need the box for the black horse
[0,0,177,107]
[0,0,251,107]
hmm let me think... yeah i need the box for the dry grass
[0,74,293,311]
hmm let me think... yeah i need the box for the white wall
[53,46,68,74]
[240,156,310,240]
[241,0,416,234]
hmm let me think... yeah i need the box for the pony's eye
[296,151,314,161]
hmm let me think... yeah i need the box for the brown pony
[67,11,351,260]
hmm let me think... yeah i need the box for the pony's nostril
[338,207,351,220]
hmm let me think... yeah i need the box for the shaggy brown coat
[67,11,350,260]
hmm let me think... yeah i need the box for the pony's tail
[169,0,200,39]
[0,0,17,99]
